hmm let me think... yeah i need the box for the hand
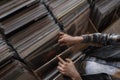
[57,56,82,80]
[58,32,83,46]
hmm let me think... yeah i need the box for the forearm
[80,33,120,45]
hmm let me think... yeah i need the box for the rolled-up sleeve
[81,33,120,45]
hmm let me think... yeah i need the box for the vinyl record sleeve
[0,60,37,80]
[0,0,39,19]
[103,19,120,34]
[64,8,90,36]
[1,3,47,35]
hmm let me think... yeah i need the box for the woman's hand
[58,32,83,46]
[57,56,82,80]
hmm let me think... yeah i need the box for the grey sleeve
[81,33,120,45]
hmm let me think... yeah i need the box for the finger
[58,40,66,46]
[59,36,63,39]
[58,62,64,67]
[59,71,66,75]
[59,32,65,36]
[58,38,65,43]
[60,43,66,46]
[57,56,66,64]
[66,58,72,63]
[58,39,66,46]
[57,66,64,72]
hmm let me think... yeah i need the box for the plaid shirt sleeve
[81,33,120,45]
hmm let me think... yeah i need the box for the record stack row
[117,6,120,17]
[0,33,38,80]
[0,0,41,80]
[0,34,13,68]
[0,59,38,80]
[103,18,120,34]
[43,0,90,36]
[88,0,120,32]
[0,0,91,80]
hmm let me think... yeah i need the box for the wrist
[71,71,82,80]
[74,36,84,44]
[72,74,82,80]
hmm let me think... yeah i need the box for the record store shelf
[0,2,48,35]
[88,0,120,32]
[43,0,90,33]
[0,0,119,80]
[0,34,14,67]
[0,60,38,80]
[117,6,120,17]
[0,0,39,20]
[103,18,120,34]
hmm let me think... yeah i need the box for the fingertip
[59,32,65,36]
[57,66,59,69]
[66,58,72,62]
[57,66,64,72]
[56,55,60,59]
[57,55,61,61]
[58,39,63,43]
[65,58,70,60]
[58,39,61,42]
